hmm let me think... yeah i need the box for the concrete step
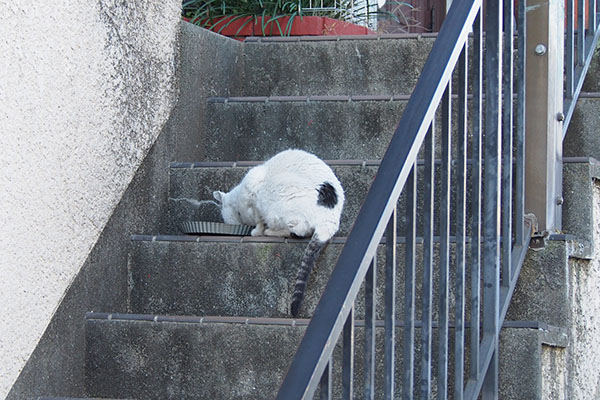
[128,235,570,328]
[167,161,479,237]
[582,57,600,92]
[129,235,369,318]
[168,161,376,237]
[128,235,398,319]
[198,95,600,162]
[237,35,434,97]
[200,97,406,161]
[85,313,566,400]
[197,85,600,162]
[85,314,303,400]
[562,157,600,259]
[565,96,600,162]
[165,153,600,255]
[238,35,600,99]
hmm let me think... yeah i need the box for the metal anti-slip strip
[85,312,553,330]
[576,92,600,98]
[169,160,382,168]
[563,156,600,164]
[169,159,487,169]
[85,312,311,326]
[208,94,487,103]
[206,95,409,103]
[129,234,475,244]
[547,233,578,241]
[242,32,439,43]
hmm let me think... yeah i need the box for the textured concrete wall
[542,345,566,400]
[566,181,600,399]
[0,1,181,397]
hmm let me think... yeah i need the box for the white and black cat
[213,149,345,316]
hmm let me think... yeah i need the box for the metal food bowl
[179,221,254,236]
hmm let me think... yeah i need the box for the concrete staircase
[36,22,600,399]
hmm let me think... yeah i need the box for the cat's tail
[290,234,330,317]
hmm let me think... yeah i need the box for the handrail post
[524,0,564,233]
[482,0,502,396]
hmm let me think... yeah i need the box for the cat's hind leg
[264,227,291,237]
[287,219,314,238]
[264,217,300,237]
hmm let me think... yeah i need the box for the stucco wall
[566,181,600,399]
[0,1,181,397]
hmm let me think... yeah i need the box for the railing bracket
[530,232,548,251]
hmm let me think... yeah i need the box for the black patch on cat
[317,182,338,209]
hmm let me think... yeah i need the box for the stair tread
[85,316,306,400]
[127,238,447,318]
[126,239,572,324]
[167,161,471,236]
[84,312,564,399]
[235,35,434,97]
[200,99,405,160]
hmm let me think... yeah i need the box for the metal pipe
[384,208,397,400]
[403,164,417,399]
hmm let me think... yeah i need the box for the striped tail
[290,235,329,317]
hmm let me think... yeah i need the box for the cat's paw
[251,221,265,236]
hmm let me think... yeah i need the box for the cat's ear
[213,191,225,204]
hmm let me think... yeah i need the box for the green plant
[183,0,302,36]
[182,0,401,36]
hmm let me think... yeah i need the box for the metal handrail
[564,0,600,137]
[273,0,552,398]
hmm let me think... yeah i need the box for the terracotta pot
[188,16,376,40]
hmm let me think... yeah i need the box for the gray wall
[3,10,244,398]
[0,1,181,396]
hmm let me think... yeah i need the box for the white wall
[0,1,181,397]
